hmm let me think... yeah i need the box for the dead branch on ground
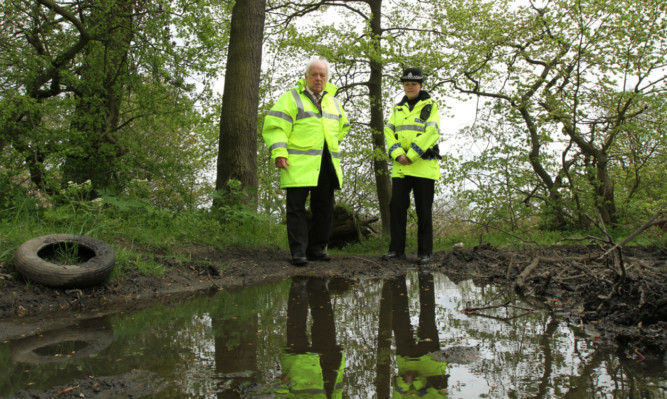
[515,256,541,292]
[514,253,614,292]
[558,212,664,312]
[602,211,665,257]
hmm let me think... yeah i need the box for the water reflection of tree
[213,305,258,398]
[524,316,558,399]
[377,272,449,397]
[463,291,660,398]
[563,348,662,398]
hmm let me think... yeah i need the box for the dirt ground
[1,243,665,398]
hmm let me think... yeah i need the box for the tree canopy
[1,0,231,209]
[2,0,664,233]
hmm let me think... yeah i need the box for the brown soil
[1,243,665,398]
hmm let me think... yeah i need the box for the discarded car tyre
[14,234,115,288]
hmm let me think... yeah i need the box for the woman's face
[402,81,422,100]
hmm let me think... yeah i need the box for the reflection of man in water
[277,277,345,398]
[391,272,448,398]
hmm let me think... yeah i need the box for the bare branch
[602,212,665,257]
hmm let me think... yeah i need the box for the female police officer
[381,68,441,265]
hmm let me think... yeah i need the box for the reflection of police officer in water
[391,272,448,398]
[277,277,345,398]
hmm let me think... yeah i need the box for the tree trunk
[367,0,392,235]
[214,0,266,209]
[518,106,568,229]
[562,122,618,227]
[213,311,258,399]
[594,153,617,226]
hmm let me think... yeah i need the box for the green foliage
[1,0,663,259]
[427,0,666,230]
[445,122,546,230]
[338,235,388,255]
[209,183,287,248]
[49,242,83,265]
[0,0,229,210]
[0,184,42,223]
[0,183,287,277]
[112,247,166,278]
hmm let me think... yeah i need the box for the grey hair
[305,57,330,77]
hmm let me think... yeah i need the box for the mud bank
[0,244,665,398]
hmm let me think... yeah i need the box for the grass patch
[0,192,288,276]
[38,242,95,265]
[337,235,388,255]
[112,247,166,278]
[1,189,661,278]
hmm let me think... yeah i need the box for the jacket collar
[397,90,431,106]
[297,78,339,97]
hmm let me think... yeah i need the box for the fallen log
[308,205,378,249]
[515,256,541,292]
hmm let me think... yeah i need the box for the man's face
[305,62,328,94]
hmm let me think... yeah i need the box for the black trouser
[388,176,435,257]
[285,147,338,258]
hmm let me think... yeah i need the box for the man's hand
[397,155,411,165]
[275,157,289,169]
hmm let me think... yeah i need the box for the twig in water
[464,300,511,313]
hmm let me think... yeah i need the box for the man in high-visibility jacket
[262,58,350,266]
[276,277,345,398]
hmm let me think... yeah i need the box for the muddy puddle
[1,271,665,398]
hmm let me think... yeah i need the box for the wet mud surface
[1,244,665,398]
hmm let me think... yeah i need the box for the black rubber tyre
[14,234,116,288]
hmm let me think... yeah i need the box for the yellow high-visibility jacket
[384,93,441,180]
[393,354,448,398]
[277,351,346,398]
[262,79,350,188]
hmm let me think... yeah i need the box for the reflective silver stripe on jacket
[386,122,396,132]
[322,111,341,121]
[267,110,293,123]
[330,97,346,126]
[396,124,426,133]
[269,142,287,152]
[286,148,339,158]
[288,148,323,156]
[290,89,319,120]
[425,121,440,131]
[290,89,343,122]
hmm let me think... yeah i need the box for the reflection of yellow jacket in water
[276,351,345,398]
[393,355,448,398]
